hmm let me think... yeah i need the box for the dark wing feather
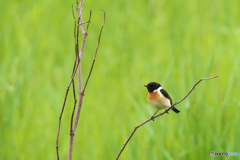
[161,89,180,113]
[160,89,172,105]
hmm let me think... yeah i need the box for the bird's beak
[144,85,147,87]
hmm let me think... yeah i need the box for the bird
[144,82,180,121]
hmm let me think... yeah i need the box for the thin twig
[70,3,78,134]
[77,0,85,33]
[56,62,80,160]
[115,75,219,160]
[55,3,83,160]
[56,84,69,160]
[76,0,78,11]
[68,4,100,160]
[56,0,105,159]
[71,9,92,134]
[70,74,77,132]
[76,0,85,93]
[83,9,105,93]
[68,1,85,159]
[78,9,92,59]
[76,9,91,94]
[72,4,77,50]
[85,10,92,33]
[77,20,91,26]
[165,75,219,114]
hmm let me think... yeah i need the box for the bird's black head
[144,82,161,92]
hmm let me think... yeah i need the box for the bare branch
[83,9,105,93]
[77,8,92,93]
[56,3,83,160]
[77,20,91,26]
[72,9,92,133]
[77,0,85,33]
[85,10,92,33]
[56,84,69,160]
[56,62,79,160]
[72,5,78,60]
[68,1,88,159]
[69,4,78,136]
[56,8,79,155]
[68,4,104,160]
[162,75,219,115]
[70,70,77,132]
[56,1,105,159]
[76,0,79,10]
[115,75,219,160]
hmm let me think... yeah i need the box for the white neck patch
[153,86,162,92]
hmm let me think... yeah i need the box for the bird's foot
[165,109,169,114]
[150,116,155,121]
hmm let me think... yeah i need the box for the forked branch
[68,7,105,160]
[56,0,105,159]
[115,75,219,160]
[83,9,105,93]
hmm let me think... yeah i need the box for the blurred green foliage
[1,0,240,159]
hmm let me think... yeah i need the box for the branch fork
[56,1,105,160]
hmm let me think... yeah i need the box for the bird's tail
[171,107,180,113]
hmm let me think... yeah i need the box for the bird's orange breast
[147,91,171,109]
[147,91,160,100]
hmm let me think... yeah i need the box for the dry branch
[56,0,105,159]
[68,4,105,160]
[115,75,219,160]
[83,9,105,93]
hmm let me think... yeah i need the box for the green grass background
[1,0,240,159]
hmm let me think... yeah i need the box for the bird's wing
[160,89,172,105]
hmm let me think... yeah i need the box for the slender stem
[83,10,105,93]
[67,6,105,160]
[72,9,92,134]
[77,20,91,26]
[77,0,85,33]
[56,85,70,160]
[70,5,78,133]
[56,5,80,160]
[70,66,77,132]
[68,1,85,159]
[56,61,81,160]
[56,1,105,159]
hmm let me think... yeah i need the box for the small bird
[144,82,180,120]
